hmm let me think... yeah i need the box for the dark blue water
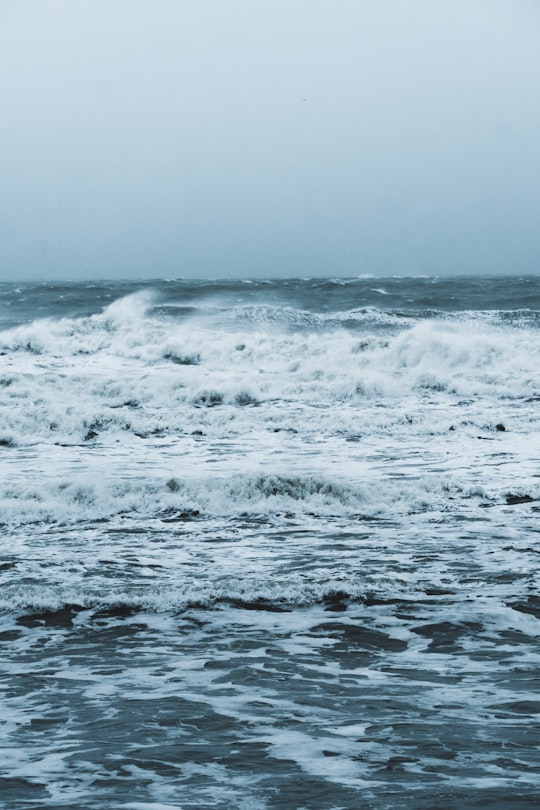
[2,275,540,329]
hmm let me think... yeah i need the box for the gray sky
[1,0,540,280]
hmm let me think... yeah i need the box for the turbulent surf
[0,276,539,808]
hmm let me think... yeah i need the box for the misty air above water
[2,0,540,282]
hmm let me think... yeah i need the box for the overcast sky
[1,0,540,280]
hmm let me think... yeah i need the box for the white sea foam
[1,296,539,530]
[1,297,539,454]
[0,467,468,526]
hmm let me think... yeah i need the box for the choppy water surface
[1,276,539,808]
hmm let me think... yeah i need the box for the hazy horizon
[2,0,540,281]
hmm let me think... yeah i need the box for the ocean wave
[3,552,538,616]
[0,468,523,528]
[1,312,540,449]
[0,576,375,615]
[0,472,374,525]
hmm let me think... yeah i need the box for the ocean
[0,276,539,809]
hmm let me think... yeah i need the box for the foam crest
[97,290,156,324]
[0,574,373,614]
[0,291,157,358]
[2,294,539,402]
[1,309,540,449]
[360,320,540,397]
[0,468,487,527]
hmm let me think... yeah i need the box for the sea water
[0,276,539,809]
